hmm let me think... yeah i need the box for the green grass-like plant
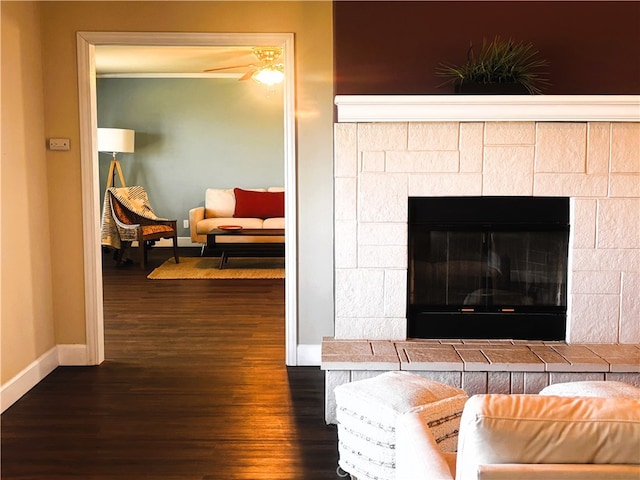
[437,36,550,94]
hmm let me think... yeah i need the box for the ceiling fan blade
[239,68,257,81]
[203,63,252,73]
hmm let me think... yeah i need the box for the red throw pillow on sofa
[233,188,284,219]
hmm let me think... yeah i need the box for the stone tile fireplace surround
[323,95,640,423]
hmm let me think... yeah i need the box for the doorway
[77,32,298,366]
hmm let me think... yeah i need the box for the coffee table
[206,228,285,269]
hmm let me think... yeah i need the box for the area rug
[147,256,285,280]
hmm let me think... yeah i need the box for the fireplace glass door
[410,229,568,309]
[408,196,569,340]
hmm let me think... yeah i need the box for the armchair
[102,186,179,268]
[396,392,640,480]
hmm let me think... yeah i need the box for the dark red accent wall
[334,1,640,95]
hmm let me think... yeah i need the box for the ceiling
[95,45,258,76]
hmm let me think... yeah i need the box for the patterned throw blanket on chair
[101,186,165,249]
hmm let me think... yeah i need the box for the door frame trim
[76,31,298,365]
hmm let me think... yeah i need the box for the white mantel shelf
[335,95,640,123]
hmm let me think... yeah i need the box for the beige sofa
[189,187,285,245]
[395,384,640,480]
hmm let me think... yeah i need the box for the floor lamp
[98,128,135,190]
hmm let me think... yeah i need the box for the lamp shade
[98,128,135,153]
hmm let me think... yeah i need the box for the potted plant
[436,36,550,94]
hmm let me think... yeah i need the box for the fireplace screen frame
[407,196,570,341]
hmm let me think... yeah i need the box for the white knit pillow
[335,372,467,480]
[540,380,640,400]
[335,371,467,447]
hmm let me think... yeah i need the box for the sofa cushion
[456,394,640,480]
[233,188,284,219]
[263,217,285,229]
[204,188,237,218]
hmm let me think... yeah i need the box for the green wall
[97,77,284,237]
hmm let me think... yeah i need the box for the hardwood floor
[1,247,340,479]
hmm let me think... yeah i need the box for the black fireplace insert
[408,196,569,340]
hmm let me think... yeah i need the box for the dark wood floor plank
[1,247,340,479]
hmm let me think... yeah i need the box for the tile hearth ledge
[321,338,640,373]
[321,338,640,423]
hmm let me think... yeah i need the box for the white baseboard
[0,344,91,413]
[58,344,89,365]
[1,347,58,413]
[296,344,321,366]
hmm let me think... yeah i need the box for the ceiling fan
[204,46,284,85]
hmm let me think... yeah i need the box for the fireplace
[332,95,639,345]
[325,96,639,424]
[407,196,569,340]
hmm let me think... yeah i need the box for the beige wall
[2,1,334,385]
[1,2,57,383]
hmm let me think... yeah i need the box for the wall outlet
[48,138,70,151]
[183,219,189,229]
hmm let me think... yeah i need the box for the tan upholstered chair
[396,389,640,480]
[107,188,179,268]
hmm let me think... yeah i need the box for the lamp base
[105,156,126,190]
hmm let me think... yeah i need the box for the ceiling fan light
[252,65,284,85]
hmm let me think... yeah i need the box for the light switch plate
[48,138,70,151]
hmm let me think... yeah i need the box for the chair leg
[114,242,130,265]
[114,247,124,265]
[172,236,179,264]
[139,239,146,269]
